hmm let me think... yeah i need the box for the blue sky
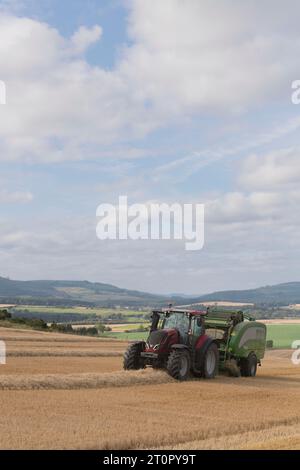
[0,0,300,294]
[12,0,129,68]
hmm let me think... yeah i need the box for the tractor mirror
[197,317,202,327]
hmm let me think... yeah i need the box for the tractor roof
[154,308,206,316]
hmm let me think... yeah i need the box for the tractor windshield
[163,312,190,339]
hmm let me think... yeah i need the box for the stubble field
[0,327,300,450]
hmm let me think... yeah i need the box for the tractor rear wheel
[240,353,257,377]
[202,343,219,379]
[167,349,191,381]
[123,343,144,370]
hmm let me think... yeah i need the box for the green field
[101,331,148,340]
[10,305,148,324]
[12,305,146,317]
[266,324,300,349]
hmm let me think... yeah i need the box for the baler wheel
[202,343,219,379]
[240,353,257,377]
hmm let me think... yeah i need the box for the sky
[0,0,300,295]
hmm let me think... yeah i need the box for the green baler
[204,309,266,376]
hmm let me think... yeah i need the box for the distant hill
[0,276,175,307]
[195,282,300,306]
[1,277,300,308]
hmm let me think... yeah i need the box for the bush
[11,317,26,324]
[96,323,106,333]
[11,317,48,329]
[26,318,48,329]
[0,309,12,320]
[75,327,98,336]
[50,323,74,333]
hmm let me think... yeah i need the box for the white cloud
[0,189,33,203]
[239,148,300,190]
[1,210,300,294]
[71,25,103,55]
[0,14,155,163]
[203,143,300,227]
[0,2,300,163]
[122,0,300,115]
[206,191,283,225]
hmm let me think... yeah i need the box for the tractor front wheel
[123,343,144,370]
[240,353,257,377]
[167,349,191,381]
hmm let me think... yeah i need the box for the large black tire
[167,349,191,381]
[202,343,219,379]
[123,343,144,370]
[240,353,257,377]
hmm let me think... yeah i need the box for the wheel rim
[206,349,216,375]
[179,355,188,376]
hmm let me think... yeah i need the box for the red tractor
[123,308,219,380]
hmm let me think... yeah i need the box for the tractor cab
[147,308,205,350]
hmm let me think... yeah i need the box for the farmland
[0,326,300,449]
[266,323,300,348]
[11,306,146,317]
[11,305,147,319]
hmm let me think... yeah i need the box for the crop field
[100,331,148,340]
[12,305,146,318]
[266,323,300,348]
[0,327,300,449]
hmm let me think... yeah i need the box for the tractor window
[192,317,203,338]
[163,313,189,336]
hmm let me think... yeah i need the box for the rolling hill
[0,276,171,307]
[1,277,300,307]
[195,282,300,306]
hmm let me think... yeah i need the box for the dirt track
[0,327,300,449]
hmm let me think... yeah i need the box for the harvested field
[5,340,125,356]
[262,318,300,324]
[1,356,121,375]
[0,370,172,390]
[0,327,124,342]
[0,327,300,449]
[0,327,126,358]
[7,350,123,357]
[202,301,254,307]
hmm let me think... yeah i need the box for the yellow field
[72,323,145,332]
[0,327,300,449]
[262,318,300,324]
[178,301,254,308]
[202,301,254,307]
[285,304,300,310]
